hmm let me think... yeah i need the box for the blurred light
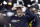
[3,1,7,5]
[17,0,23,1]
[7,12,14,17]
[15,14,17,16]
[8,2,12,5]
[27,4,31,7]
[31,0,34,2]
[38,4,40,9]
[39,14,40,15]
[11,20,17,22]
[35,0,38,3]
[38,12,40,14]
[2,14,6,16]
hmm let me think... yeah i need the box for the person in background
[29,4,40,27]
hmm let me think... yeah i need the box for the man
[30,4,39,14]
[7,6,29,27]
[29,4,40,27]
[0,5,38,27]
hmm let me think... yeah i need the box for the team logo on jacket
[11,20,20,23]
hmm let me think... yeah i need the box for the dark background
[0,0,38,11]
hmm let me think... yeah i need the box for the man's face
[17,7,23,16]
[30,8,38,14]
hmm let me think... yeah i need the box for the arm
[34,15,40,27]
[26,8,36,17]
[25,8,37,23]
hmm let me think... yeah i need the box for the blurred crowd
[0,0,40,27]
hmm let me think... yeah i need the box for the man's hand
[11,7,17,10]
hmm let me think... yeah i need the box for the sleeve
[35,15,40,27]
[26,8,36,18]
[25,8,37,23]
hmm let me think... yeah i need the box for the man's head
[17,7,23,17]
[30,7,38,14]
[30,4,39,14]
